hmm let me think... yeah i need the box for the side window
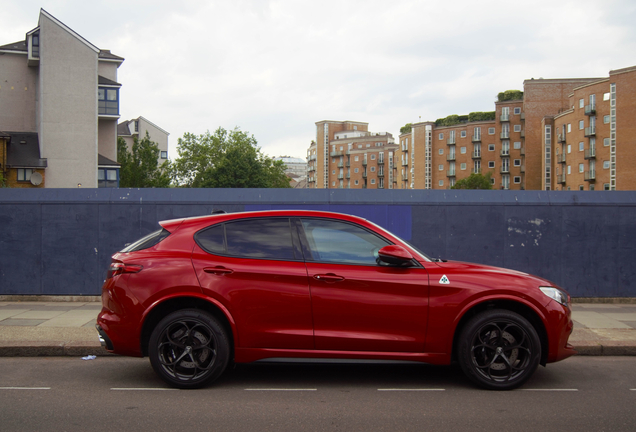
[300,219,390,265]
[196,218,296,260]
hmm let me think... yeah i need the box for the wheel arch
[450,299,549,366]
[140,295,237,358]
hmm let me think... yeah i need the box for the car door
[192,217,314,350]
[299,218,430,353]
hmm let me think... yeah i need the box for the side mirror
[377,245,414,267]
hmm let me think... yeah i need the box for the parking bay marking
[245,388,317,391]
[520,389,578,392]
[378,389,445,392]
[111,388,179,391]
[0,387,51,390]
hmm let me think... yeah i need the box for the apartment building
[307,121,397,189]
[118,116,169,158]
[0,9,124,188]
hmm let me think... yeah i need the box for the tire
[148,309,230,389]
[457,309,541,390]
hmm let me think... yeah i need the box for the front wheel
[149,309,230,389]
[457,309,541,390]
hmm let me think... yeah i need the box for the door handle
[313,273,345,283]
[204,266,233,275]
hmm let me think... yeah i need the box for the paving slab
[571,311,632,329]
[38,310,99,327]
[0,319,47,326]
[12,310,66,320]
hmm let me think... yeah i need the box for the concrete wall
[38,14,98,188]
[98,118,117,161]
[0,189,634,297]
[0,52,38,131]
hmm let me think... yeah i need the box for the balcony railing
[308,166,316,172]
[520,165,525,173]
[337,162,344,168]
[337,173,344,179]
[557,134,566,143]
[472,151,481,159]
[330,151,343,157]
[557,154,566,163]
[500,131,510,139]
[346,161,350,167]
[585,148,596,159]
[447,137,456,145]
[557,174,566,184]
[346,173,350,179]
[446,170,456,177]
[378,171,384,177]
[362,172,367,178]
[447,154,456,161]
[401,160,408,166]
[584,126,596,137]
[500,166,510,174]
[520,147,525,156]
[585,104,596,116]
[500,114,509,122]
[520,113,525,120]
[584,170,596,181]
[500,150,510,157]
[520,130,525,138]
[378,159,384,165]
[472,135,481,142]
[362,160,367,166]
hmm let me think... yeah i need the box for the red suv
[96,210,575,390]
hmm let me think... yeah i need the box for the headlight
[540,287,569,307]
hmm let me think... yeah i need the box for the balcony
[557,154,566,163]
[585,148,596,159]
[446,170,456,177]
[500,150,510,157]
[337,162,344,168]
[500,114,509,122]
[401,160,408,166]
[447,154,456,161]
[520,147,525,156]
[330,151,343,157]
[520,113,525,120]
[308,166,316,172]
[346,173,350,179]
[447,137,456,145]
[337,173,344,179]
[500,131,510,139]
[362,160,367,166]
[362,172,367,178]
[585,104,596,116]
[557,134,566,143]
[345,161,350,167]
[557,174,566,184]
[520,165,525,173]
[500,166,510,174]
[472,151,481,159]
[520,130,525,138]
[378,159,384,165]
[584,170,596,181]
[308,155,317,161]
[378,171,384,178]
[584,126,596,137]
[472,135,481,142]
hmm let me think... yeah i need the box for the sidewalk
[1,300,636,356]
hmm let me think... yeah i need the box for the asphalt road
[1,356,635,431]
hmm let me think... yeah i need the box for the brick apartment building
[390,66,636,191]
[0,9,124,188]
[307,121,398,189]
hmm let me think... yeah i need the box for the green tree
[400,123,412,134]
[117,133,171,188]
[169,127,291,188]
[497,90,524,102]
[451,172,493,190]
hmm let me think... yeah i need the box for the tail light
[106,262,143,279]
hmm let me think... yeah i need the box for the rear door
[300,218,429,353]
[192,217,313,350]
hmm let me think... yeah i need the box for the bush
[497,90,524,102]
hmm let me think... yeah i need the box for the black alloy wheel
[458,309,541,390]
[149,309,230,389]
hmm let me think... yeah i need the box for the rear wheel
[149,309,230,389]
[458,309,541,390]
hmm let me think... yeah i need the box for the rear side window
[121,228,170,252]
[196,218,297,260]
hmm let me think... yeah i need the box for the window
[579,142,584,151]
[488,144,495,151]
[604,183,610,190]
[332,181,335,186]
[579,185,584,191]
[354,168,359,173]
[439,164,444,171]
[567,145,571,154]
[460,146,466,154]
[461,163,466,170]
[514,176,521,184]
[579,120,584,130]
[488,161,495,168]
[603,92,610,101]
[355,180,359,185]
[98,168,118,188]
[358,145,362,149]
[17,168,34,182]
[590,184,595,191]
[514,125,521,132]
[604,115,610,124]
[439,149,444,155]
[134,120,139,132]
[604,161,610,169]
[460,131,466,138]
[439,180,444,186]
[490,177,496,185]
[332,158,336,163]
[366,144,370,148]
[514,107,521,115]
[604,138,610,146]
[567,124,571,133]
[514,159,521,166]
[514,141,521,149]
[579,163,584,173]
[370,166,375,172]
[439,133,444,140]
[488,127,495,135]
[579,99,584,108]
[332,170,335,175]
[160,151,167,159]
[354,156,359,161]
[206,219,295,260]
[98,87,119,115]
[371,154,375,160]
[353,126,357,130]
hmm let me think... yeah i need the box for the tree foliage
[400,123,412,134]
[467,111,496,122]
[169,127,291,188]
[497,90,524,102]
[451,172,493,190]
[117,134,171,188]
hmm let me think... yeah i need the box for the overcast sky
[3,1,636,159]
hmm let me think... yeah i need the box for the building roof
[5,132,47,168]
[0,40,27,52]
[117,121,131,136]
[99,49,124,61]
[98,154,120,167]
[98,75,122,87]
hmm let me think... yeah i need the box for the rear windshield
[121,228,170,252]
